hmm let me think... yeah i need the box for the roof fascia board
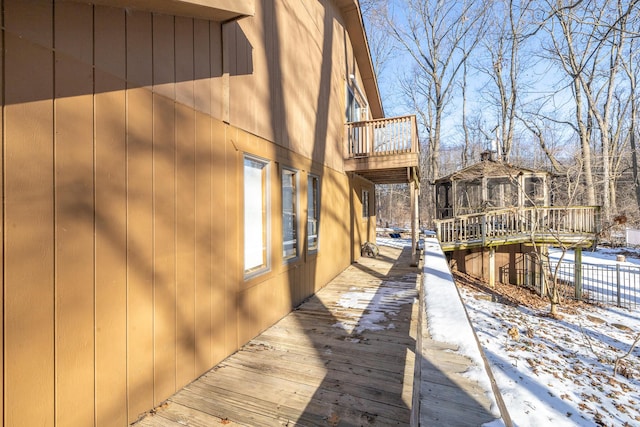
[337,0,384,118]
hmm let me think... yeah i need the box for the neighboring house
[433,153,598,287]
[0,1,419,426]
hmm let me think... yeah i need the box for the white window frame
[282,167,299,262]
[243,155,271,278]
[307,175,320,253]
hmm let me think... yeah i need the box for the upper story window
[244,155,270,277]
[282,168,299,261]
[346,86,362,123]
[346,74,369,123]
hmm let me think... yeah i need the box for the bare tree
[383,0,488,225]
[622,37,640,211]
[477,0,537,162]
[518,114,565,173]
[545,0,639,222]
[360,0,396,77]
[461,43,472,168]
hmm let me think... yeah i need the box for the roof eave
[68,0,255,22]
[337,0,384,119]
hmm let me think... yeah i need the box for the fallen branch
[614,333,640,378]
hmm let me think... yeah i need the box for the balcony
[344,115,420,184]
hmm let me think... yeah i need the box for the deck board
[134,246,419,426]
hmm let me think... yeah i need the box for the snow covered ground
[547,247,640,309]
[379,236,640,426]
[461,286,640,426]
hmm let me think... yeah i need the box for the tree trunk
[575,84,597,206]
[629,70,640,210]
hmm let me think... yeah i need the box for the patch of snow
[422,237,501,418]
[549,246,640,267]
[334,278,417,334]
[376,236,412,249]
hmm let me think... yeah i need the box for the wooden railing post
[481,215,487,246]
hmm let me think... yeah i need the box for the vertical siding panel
[175,16,196,389]
[224,128,239,356]
[0,3,4,421]
[210,119,227,365]
[194,19,213,374]
[53,4,95,426]
[94,5,128,426]
[152,13,177,405]
[195,110,212,375]
[209,21,223,121]
[4,1,54,426]
[194,20,211,117]
[126,10,154,422]
[209,25,226,364]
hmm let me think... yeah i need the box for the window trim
[346,86,360,123]
[307,174,320,253]
[281,167,300,263]
[243,154,271,279]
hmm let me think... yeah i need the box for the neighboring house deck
[134,243,501,426]
[435,206,601,252]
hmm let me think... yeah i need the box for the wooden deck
[133,243,504,426]
[435,206,600,251]
[134,245,421,426]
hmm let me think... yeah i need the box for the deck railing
[345,115,419,158]
[435,206,600,247]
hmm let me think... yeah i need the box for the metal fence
[503,253,640,309]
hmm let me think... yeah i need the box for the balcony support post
[410,179,420,266]
[488,246,496,288]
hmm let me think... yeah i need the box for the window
[525,177,545,207]
[282,168,298,261]
[307,175,319,252]
[346,86,362,123]
[488,178,518,209]
[362,190,370,217]
[244,156,270,277]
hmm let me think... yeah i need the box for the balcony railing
[435,206,600,250]
[345,115,419,159]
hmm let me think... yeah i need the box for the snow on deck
[418,237,506,426]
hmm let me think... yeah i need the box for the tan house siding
[350,174,378,260]
[226,0,362,171]
[1,1,376,425]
